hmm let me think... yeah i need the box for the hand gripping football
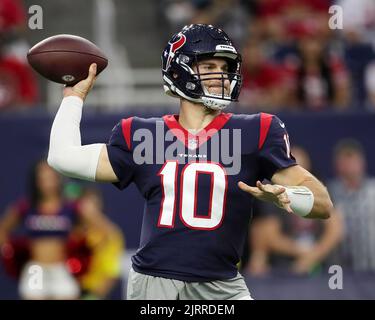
[27,34,108,85]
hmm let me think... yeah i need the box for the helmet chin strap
[201,96,231,110]
[201,83,231,110]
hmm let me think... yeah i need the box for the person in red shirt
[0,0,39,109]
[239,38,289,111]
[0,0,26,34]
[254,0,330,43]
[0,52,39,109]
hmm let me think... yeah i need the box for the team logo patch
[164,34,186,71]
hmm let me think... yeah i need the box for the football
[27,34,108,85]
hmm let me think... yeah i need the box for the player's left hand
[238,180,293,214]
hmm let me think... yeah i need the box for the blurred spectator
[0,45,39,109]
[239,38,289,111]
[0,0,39,110]
[188,0,249,46]
[328,139,375,271]
[159,0,195,33]
[0,0,30,60]
[0,0,26,36]
[246,146,342,276]
[78,187,124,300]
[253,0,331,44]
[335,0,375,109]
[344,42,374,108]
[337,0,375,47]
[0,160,120,299]
[283,31,351,110]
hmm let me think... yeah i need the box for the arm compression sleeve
[47,96,104,181]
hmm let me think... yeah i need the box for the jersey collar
[162,112,232,150]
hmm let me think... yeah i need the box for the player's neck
[178,99,221,132]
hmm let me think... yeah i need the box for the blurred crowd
[0,0,39,110]
[243,139,375,277]
[161,0,375,112]
[2,0,375,112]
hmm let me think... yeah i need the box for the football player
[47,24,333,300]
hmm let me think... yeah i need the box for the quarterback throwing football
[48,24,333,300]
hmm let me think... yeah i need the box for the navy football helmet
[161,24,242,110]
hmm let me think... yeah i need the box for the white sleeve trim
[47,96,104,181]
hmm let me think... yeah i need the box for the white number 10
[158,161,227,230]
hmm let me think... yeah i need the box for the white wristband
[47,96,104,181]
[279,186,314,217]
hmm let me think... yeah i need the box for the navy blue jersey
[107,112,296,281]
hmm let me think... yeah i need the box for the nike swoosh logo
[280,122,285,128]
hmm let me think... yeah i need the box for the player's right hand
[63,63,97,100]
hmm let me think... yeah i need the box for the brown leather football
[27,34,108,85]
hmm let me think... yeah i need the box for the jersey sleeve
[257,113,297,180]
[106,118,136,190]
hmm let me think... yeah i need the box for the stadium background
[1,0,375,299]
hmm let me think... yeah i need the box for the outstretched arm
[238,165,333,219]
[238,114,333,219]
[47,64,118,182]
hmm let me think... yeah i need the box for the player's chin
[207,88,230,96]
